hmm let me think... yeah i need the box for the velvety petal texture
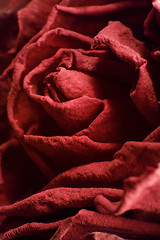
[0,0,160,240]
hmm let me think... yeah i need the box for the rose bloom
[0,0,160,240]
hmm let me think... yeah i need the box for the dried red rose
[5,13,153,182]
[0,0,160,240]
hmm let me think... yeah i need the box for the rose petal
[93,21,147,67]
[1,220,64,240]
[24,95,103,135]
[42,141,160,190]
[50,209,160,240]
[17,0,61,49]
[72,49,137,85]
[93,21,160,125]
[45,67,119,101]
[76,99,152,142]
[24,135,121,172]
[130,62,160,126]
[47,0,150,39]
[94,166,160,224]
[37,27,92,50]
[0,188,122,216]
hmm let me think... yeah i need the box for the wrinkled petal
[50,210,160,240]
[1,220,65,240]
[17,0,61,49]
[93,21,160,125]
[94,166,160,222]
[43,141,160,190]
[0,188,122,217]
[24,135,121,172]
[44,1,151,39]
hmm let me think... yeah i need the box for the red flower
[0,1,160,239]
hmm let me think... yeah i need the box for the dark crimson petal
[71,49,137,85]
[76,99,151,143]
[37,27,92,49]
[55,1,149,17]
[17,0,117,50]
[0,188,122,217]
[24,95,103,135]
[1,224,128,240]
[16,0,62,49]
[130,62,160,126]
[93,21,148,67]
[1,220,65,240]
[43,67,124,101]
[41,0,151,41]
[93,21,160,125]
[23,135,121,172]
[42,141,160,190]
[50,210,160,240]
